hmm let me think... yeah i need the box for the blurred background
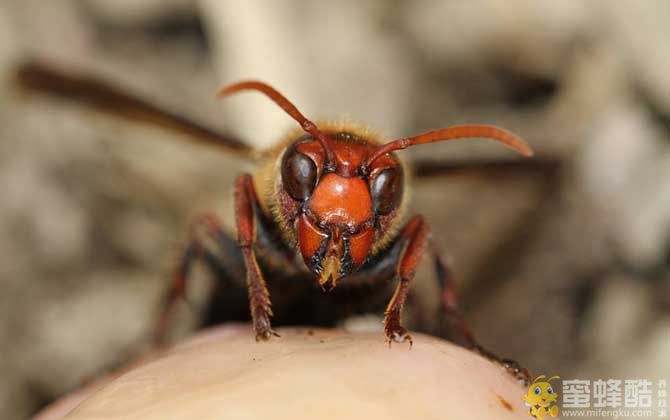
[0,1,668,418]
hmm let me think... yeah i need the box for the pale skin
[36,325,530,420]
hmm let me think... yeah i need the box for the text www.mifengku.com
[561,407,654,418]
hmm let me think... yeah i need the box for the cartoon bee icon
[523,375,560,419]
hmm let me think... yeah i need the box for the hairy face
[279,134,404,288]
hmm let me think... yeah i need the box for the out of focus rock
[199,0,414,149]
[82,0,195,25]
[581,104,670,268]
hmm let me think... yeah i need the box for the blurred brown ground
[0,1,668,419]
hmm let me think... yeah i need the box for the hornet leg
[432,247,531,385]
[153,213,242,345]
[384,215,429,347]
[235,174,278,341]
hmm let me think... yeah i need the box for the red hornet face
[222,81,530,292]
[297,173,376,288]
[280,134,404,289]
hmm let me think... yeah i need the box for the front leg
[384,215,429,347]
[235,174,279,341]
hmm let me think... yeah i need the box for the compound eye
[534,387,541,395]
[281,147,317,201]
[547,387,553,395]
[370,167,403,215]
